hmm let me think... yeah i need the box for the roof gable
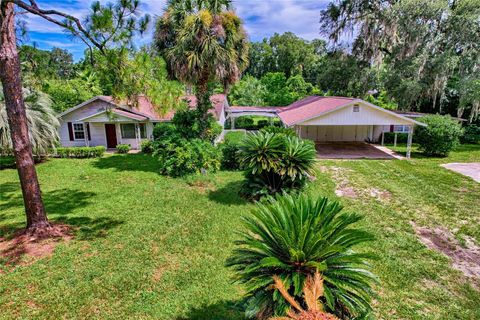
[58,96,117,118]
[78,108,149,122]
[278,96,425,126]
[59,94,227,122]
[278,96,356,126]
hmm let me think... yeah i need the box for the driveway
[441,163,480,182]
[316,142,402,159]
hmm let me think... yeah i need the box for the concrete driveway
[441,163,480,182]
[316,142,402,159]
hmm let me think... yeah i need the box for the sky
[22,0,332,61]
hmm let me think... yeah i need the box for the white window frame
[138,123,147,139]
[121,123,136,139]
[393,125,409,133]
[73,122,85,140]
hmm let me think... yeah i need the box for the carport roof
[278,96,357,126]
[277,96,425,127]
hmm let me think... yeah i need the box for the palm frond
[0,87,59,155]
[227,193,377,319]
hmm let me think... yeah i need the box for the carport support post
[381,131,385,146]
[231,117,235,130]
[394,133,397,147]
[406,125,414,159]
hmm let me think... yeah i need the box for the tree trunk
[195,78,213,138]
[0,2,49,231]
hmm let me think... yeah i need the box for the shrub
[460,125,480,144]
[238,132,316,199]
[257,119,269,129]
[172,108,222,141]
[153,122,178,141]
[227,193,377,319]
[140,140,154,153]
[55,146,105,158]
[383,132,409,144]
[204,121,223,143]
[154,138,221,177]
[235,116,254,129]
[415,115,463,156]
[260,125,297,137]
[220,142,241,170]
[172,108,202,139]
[116,144,131,154]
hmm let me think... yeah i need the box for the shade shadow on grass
[208,180,247,206]
[0,183,123,239]
[0,184,95,214]
[92,153,159,173]
[176,300,245,320]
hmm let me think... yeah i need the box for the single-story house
[228,96,426,158]
[57,94,227,149]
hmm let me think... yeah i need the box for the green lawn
[1,145,479,319]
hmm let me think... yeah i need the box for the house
[228,96,425,158]
[57,94,228,149]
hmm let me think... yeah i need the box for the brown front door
[105,124,117,148]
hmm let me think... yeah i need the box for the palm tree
[227,193,377,319]
[0,87,59,155]
[154,0,249,135]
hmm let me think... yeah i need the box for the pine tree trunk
[0,2,49,231]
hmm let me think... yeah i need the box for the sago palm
[227,193,377,319]
[155,0,249,132]
[238,132,316,198]
[0,87,59,155]
[271,271,338,320]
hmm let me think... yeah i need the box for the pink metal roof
[278,96,357,126]
[183,94,226,119]
[112,108,148,121]
[99,94,226,122]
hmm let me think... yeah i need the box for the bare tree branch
[11,0,105,53]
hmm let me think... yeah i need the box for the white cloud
[234,0,330,41]
[24,0,333,58]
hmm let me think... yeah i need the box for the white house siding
[296,103,415,143]
[59,99,156,149]
[59,100,113,147]
[301,103,413,126]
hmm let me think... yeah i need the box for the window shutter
[68,122,74,141]
[86,123,91,140]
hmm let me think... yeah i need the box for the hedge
[116,144,131,154]
[54,146,106,158]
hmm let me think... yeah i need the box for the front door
[105,124,117,148]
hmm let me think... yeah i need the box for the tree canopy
[320,0,480,120]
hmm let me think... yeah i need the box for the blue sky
[23,0,332,60]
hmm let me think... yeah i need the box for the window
[121,123,147,139]
[393,125,409,133]
[139,123,146,139]
[121,123,136,139]
[73,123,85,140]
[353,105,360,112]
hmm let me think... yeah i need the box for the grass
[1,145,479,319]
[224,131,247,144]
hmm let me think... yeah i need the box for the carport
[315,142,402,159]
[277,96,426,159]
